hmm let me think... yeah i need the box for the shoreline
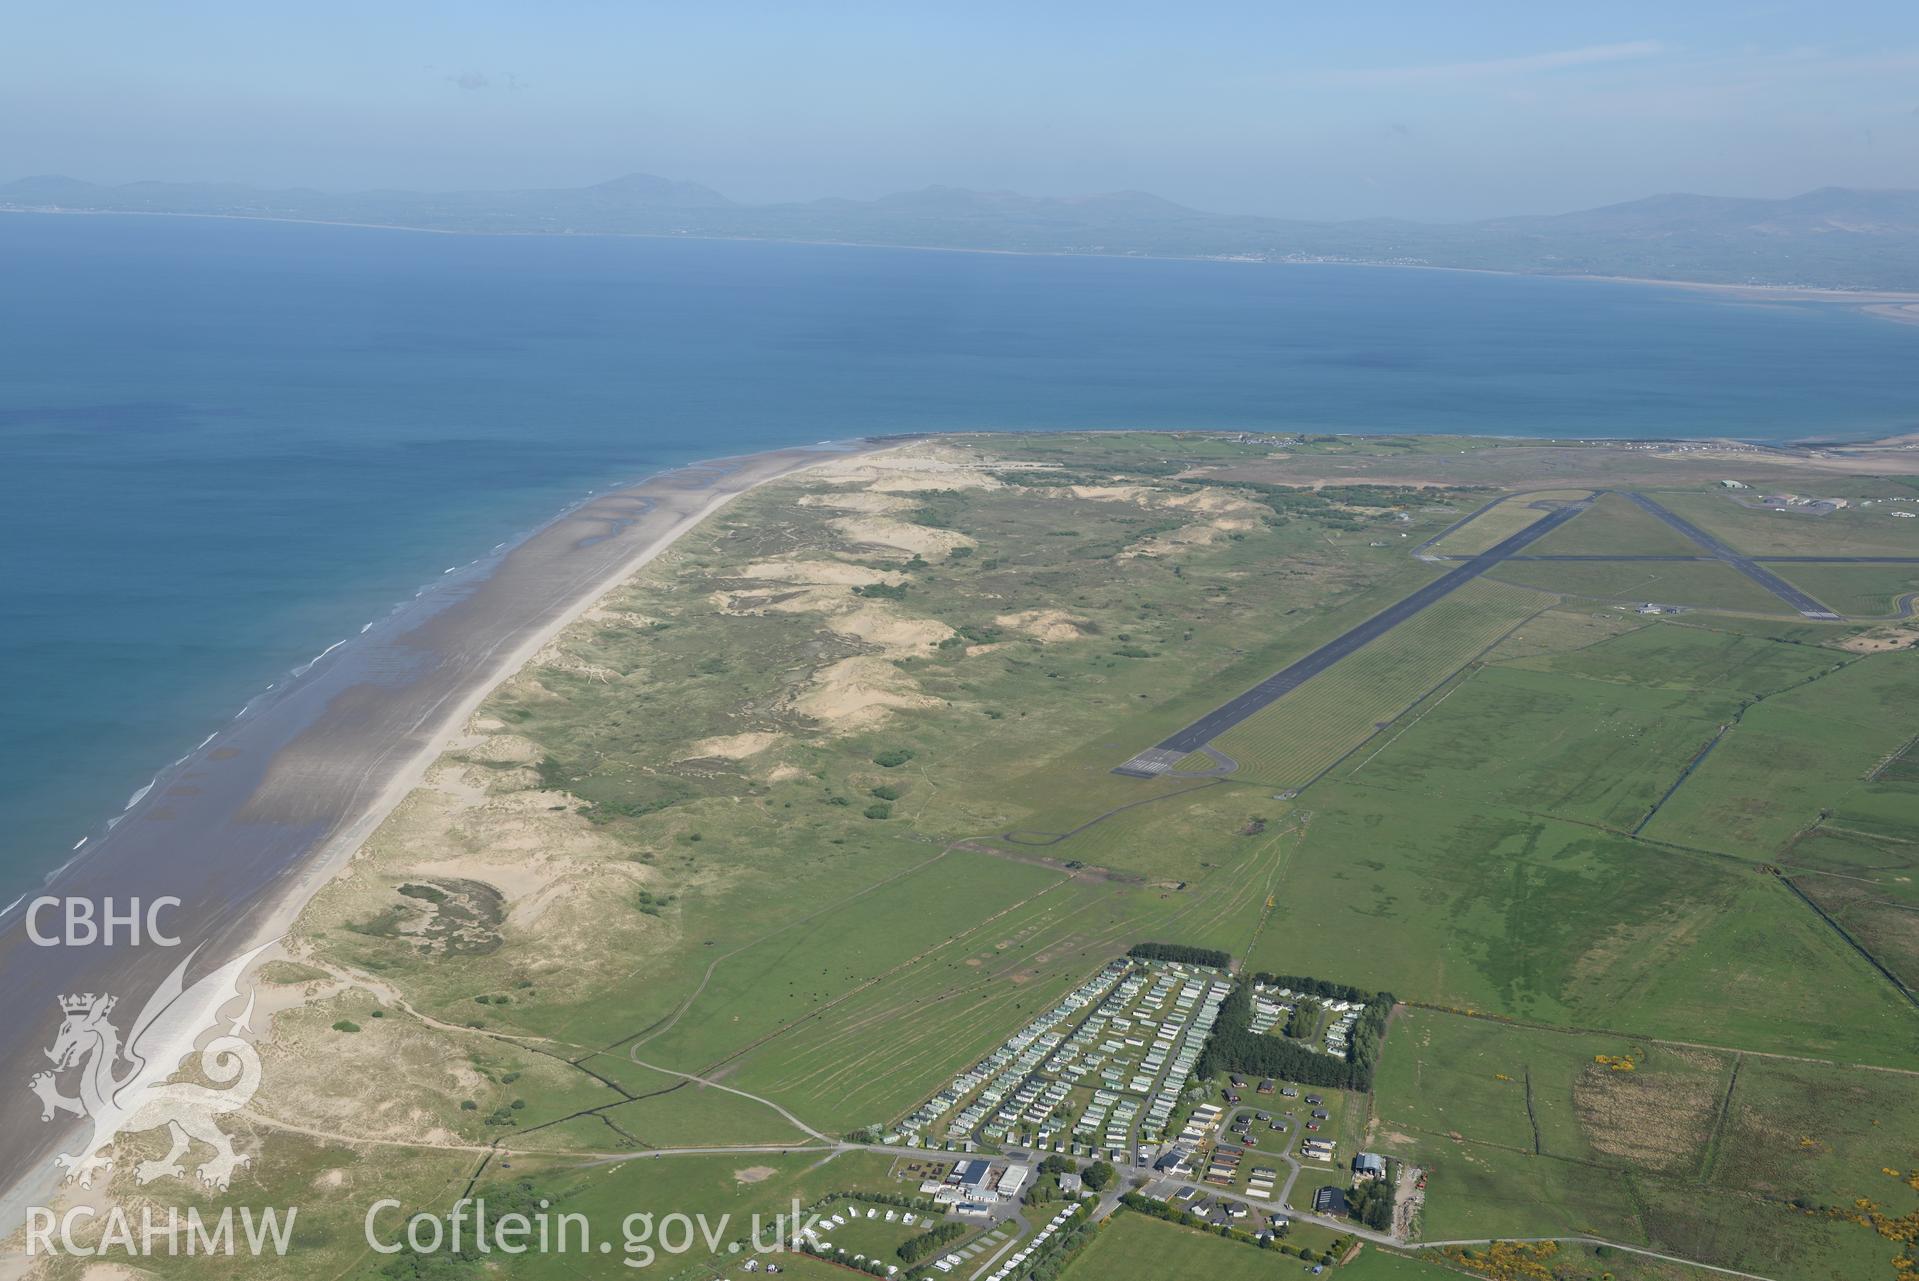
[8,204,1919,320]
[0,438,883,1235]
[4,424,1915,1236]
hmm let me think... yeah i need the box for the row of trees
[1345,1169,1397,1233]
[997,1214,1097,1281]
[1195,979,1395,1092]
[1127,942,1231,968]
[897,1220,968,1265]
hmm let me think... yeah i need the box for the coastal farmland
[1772,562,1919,618]
[1371,1006,1919,1279]
[118,432,1919,1281]
[1521,490,1708,557]
[1486,556,1799,613]
[1424,492,1580,556]
[1210,578,1556,787]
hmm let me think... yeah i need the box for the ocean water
[2,211,1917,900]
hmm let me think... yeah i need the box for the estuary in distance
[4,209,1919,903]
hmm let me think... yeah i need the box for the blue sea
[3,211,1918,900]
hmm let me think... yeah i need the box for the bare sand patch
[797,491,914,514]
[1837,622,1919,653]
[1062,484,1160,503]
[457,733,546,767]
[794,656,939,728]
[832,606,954,652]
[1059,481,1266,519]
[1162,488,1267,519]
[736,558,904,588]
[828,515,976,559]
[996,609,1094,643]
[734,1166,777,1184]
[1059,481,1269,556]
[526,635,623,683]
[688,731,783,760]
[808,445,1009,494]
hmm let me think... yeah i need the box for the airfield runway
[1115,497,1591,775]
[1620,492,1840,618]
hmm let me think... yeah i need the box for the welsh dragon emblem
[29,941,274,1190]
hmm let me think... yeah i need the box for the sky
[4,1,1917,221]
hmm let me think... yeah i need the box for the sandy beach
[0,440,876,1237]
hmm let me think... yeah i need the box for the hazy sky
[5,1,1916,220]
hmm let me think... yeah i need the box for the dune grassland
[42,432,1919,1281]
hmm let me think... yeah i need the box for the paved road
[1116,498,1591,774]
[1620,493,1840,618]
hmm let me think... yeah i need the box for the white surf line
[291,638,348,677]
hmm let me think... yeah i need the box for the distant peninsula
[6,172,1919,293]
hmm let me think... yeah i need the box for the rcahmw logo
[31,940,275,1189]
[26,1204,296,1259]
[26,896,182,946]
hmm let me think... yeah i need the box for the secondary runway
[1114,498,1591,775]
[1116,492,1914,778]
[1620,492,1841,619]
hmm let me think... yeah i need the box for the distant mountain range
[6,173,1918,291]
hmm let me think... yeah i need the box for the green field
[1524,491,1706,557]
[1340,663,1740,830]
[1371,1007,1919,1280]
[1212,578,1555,787]
[1246,783,1918,1065]
[1059,1211,1326,1281]
[1773,562,1919,618]
[139,439,1919,1281]
[1428,494,1574,556]
[1499,617,1851,694]
[1641,650,1919,857]
[1487,556,1797,614]
[1649,488,1919,559]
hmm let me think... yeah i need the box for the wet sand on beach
[0,442,869,1232]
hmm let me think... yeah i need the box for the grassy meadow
[1370,1007,1919,1280]
[100,437,1919,1281]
